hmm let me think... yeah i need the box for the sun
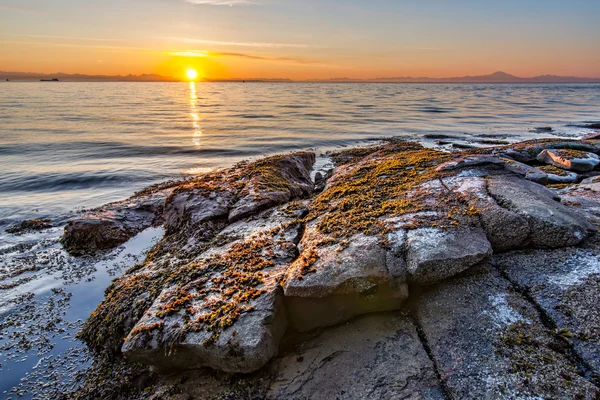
[186,68,199,81]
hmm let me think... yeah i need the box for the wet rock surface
[5,218,53,235]
[59,137,600,398]
[61,188,173,255]
[413,265,599,399]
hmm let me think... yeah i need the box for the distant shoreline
[2,71,600,84]
[3,80,600,84]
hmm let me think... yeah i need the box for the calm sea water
[0,82,599,398]
[1,82,599,226]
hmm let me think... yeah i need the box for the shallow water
[0,82,599,398]
[1,82,599,225]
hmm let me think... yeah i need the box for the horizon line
[2,70,600,83]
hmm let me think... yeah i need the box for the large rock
[502,158,548,184]
[536,165,579,184]
[267,313,444,400]
[163,187,234,233]
[442,173,530,252]
[406,227,492,284]
[487,174,594,247]
[228,152,315,222]
[494,245,600,373]
[121,216,302,373]
[283,227,408,332]
[435,155,505,172]
[61,188,172,255]
[414,266,599,399]
[63,152,316,256]
[537,149,600,173]
[77,138,600,383]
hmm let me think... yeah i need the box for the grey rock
[494,246,600,373]
[580,175,600,184]
[414,266,599,399]
[406,227,492,284]
[499,148,537,164]
[527,141,599,156]
[487,174,594,248]
[267,313,444,400]
[435,155,505,172]
[547,171,580,184]
[284,229,408,332]
[537,149,600,173]
[228,152,315,222]
[583,132,600,141]
[62,189,171,255]
[443,175,530,252]
[122,218,300,373]
[502,158,549,184]
[558,180,600,229]
[123,287,287,374]
[164,189,234,233]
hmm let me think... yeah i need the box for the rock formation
[65,138,600,399]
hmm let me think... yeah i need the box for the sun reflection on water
[189,82,202,146]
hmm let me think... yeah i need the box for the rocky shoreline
[62,137,600,399]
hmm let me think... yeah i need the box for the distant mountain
[2,70,598,83]
[318,71,600,83]
[0,71,177,82]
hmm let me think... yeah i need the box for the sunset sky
[1,0,599,80]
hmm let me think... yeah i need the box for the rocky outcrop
[62,153,314,256]
[487,174,594,247]
[61,188,173,255]
[6,218,52,234]
[537,149,600,172]
[71,137,600,391]
[122,223,295,373]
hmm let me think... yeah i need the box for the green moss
[553,149,591,160]
[307,141,478,241]
[537,164,572,176]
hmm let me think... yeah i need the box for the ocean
[0,82,599,398]
[1,82,600,226]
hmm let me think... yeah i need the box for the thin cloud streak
[184,0,257,5]
[169,50,320,64]
[8,34,124,42]
[178,37,320,49]
[2,40,319,64]
[0,40,153,53]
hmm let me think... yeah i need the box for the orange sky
[1,0,599,80]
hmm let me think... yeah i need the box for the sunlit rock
[537,149,600,173]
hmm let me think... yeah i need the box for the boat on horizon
[41,78,60,82]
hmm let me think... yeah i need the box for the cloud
[0,40,151,53]
[177,38,318,49]
[7,34,124,42]
[169,50,318,64]
[184,0,257,5]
